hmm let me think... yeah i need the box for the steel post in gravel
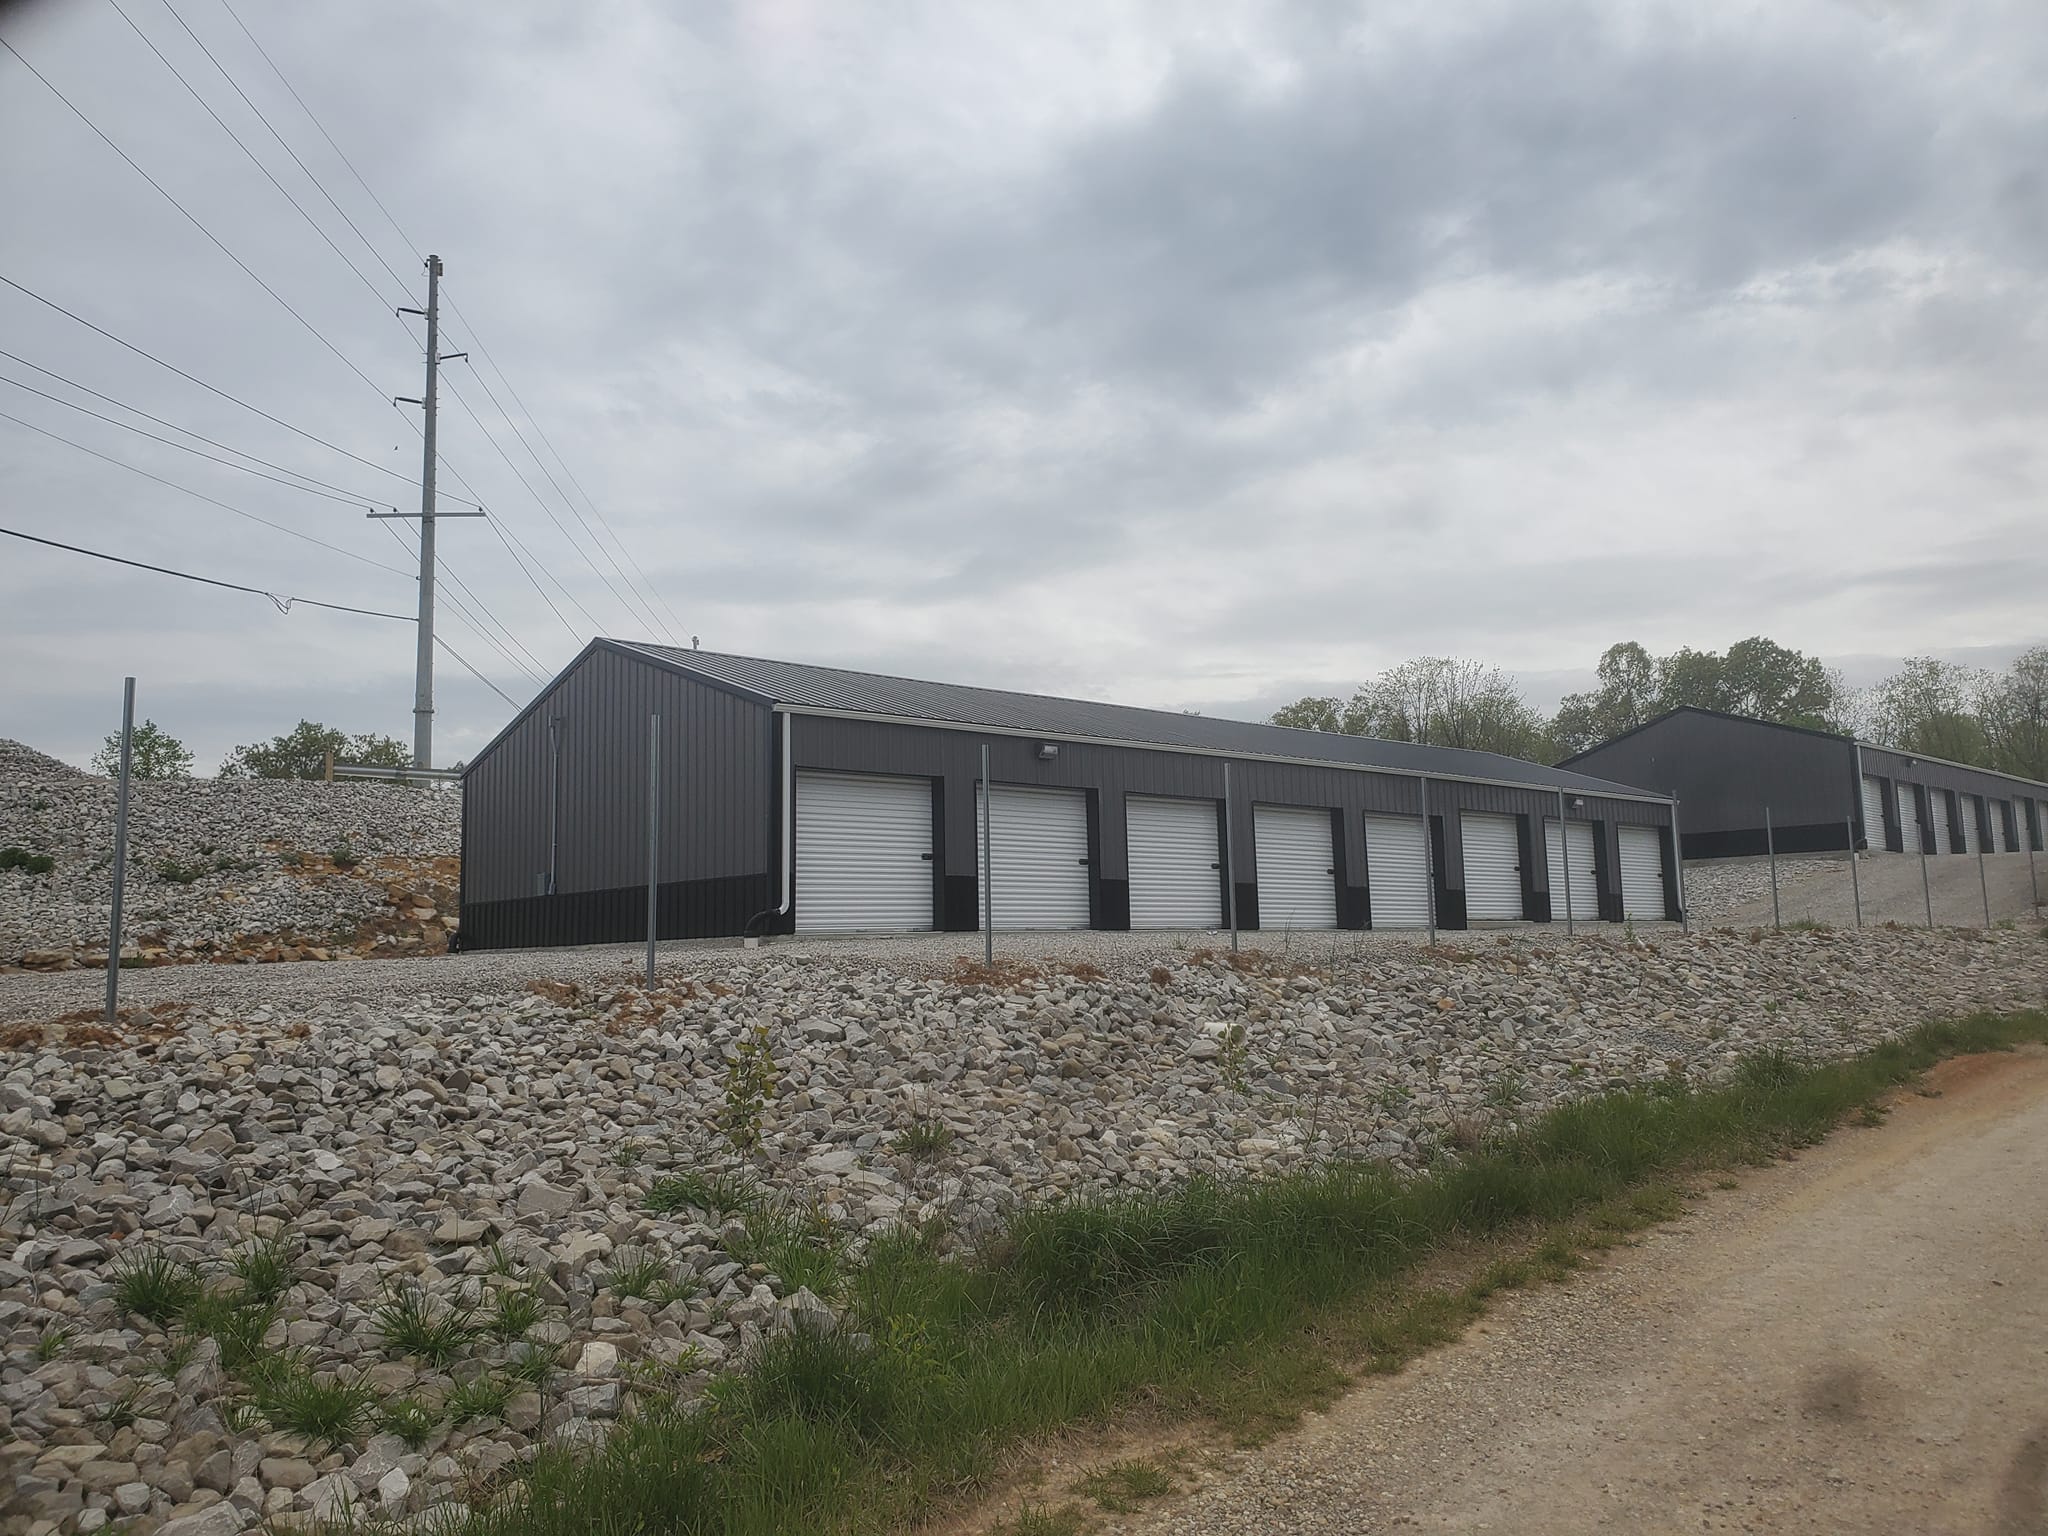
[1224,760,1240,954]
[1979,844,1992,927]
[1847,817,1862,929]
[645,713,659,988]
[104,676,134,1023]
[1920,812,1934,928]
[1421,774,1436,947]
[980,742,994,967]
[1766,806,1780,929]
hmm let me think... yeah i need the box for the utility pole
[374,254,478,769]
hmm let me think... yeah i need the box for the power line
[0,368,391,512]
[0,345,405,507]
[447,350,676,642]
[0,271,479,504]
[103,0,395,314]
[3,523,525,708]
[0,408,410,576]
[371,518,550,686]
[0,525,410,620]
[215,0,420,259]
[440,372,652,635]
[443,299,690,639]
[172,3,663,647]
[485,514,586,647]
[0,34,396,406]
[158,0,419,301]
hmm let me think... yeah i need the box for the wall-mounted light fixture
[1036,742,1060,761]
[1570,795,1585,810]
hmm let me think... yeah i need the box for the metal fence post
[645,713,659,987]
[2028,803,2040,911]
[1846,816,1862,929]
[104,677,135,1022]
[1766,805,1780,929]
[1223,760,1240,954]
[1920,815,1934,928]
[1421,774,1437,947]
[980,742,994,966]
[1672,800,1687,932]
[1978,843,1992,927]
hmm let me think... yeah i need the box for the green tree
[218,720,411,780]
[89,719,193,780]
[1866,657,1989,764]
[1976,646,2048,780]
[1270,657,1552,759]
[1551,642,1659,757]
[1718,636,1850,730]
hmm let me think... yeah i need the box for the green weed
[112,1250,200,1327]
[374,1283,477,1365]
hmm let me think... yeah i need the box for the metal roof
[615,642,1668,800]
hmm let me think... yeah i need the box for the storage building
[1560,707,2048,860]
[458,642,1681,949]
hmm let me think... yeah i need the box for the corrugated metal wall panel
[1617,825,1664,919]
[1959,793,1980,853]
[1931,790,1953,854]
[1126,795,1222,928]
[1898,783,1921,852]
[976,783,1091,929]
[794,772,934,932]
[1253,805,1337,929]
[1361,814,1429,927]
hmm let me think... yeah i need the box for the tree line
[90,719,416,780]
[1271,639,2048,781]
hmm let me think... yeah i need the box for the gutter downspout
[743,710,794,940]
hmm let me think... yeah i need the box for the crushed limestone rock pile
[2,924,2045,1533]
[0,741,460,970]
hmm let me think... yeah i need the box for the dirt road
[1129,1047,2048,1536]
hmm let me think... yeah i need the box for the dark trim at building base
[462,872,774,951]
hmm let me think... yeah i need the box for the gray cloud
[2,0,2046,769]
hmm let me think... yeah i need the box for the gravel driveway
[1108,1044,2048,1535]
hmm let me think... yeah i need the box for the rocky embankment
[0,741,460,970]
[3,925,2046,1534]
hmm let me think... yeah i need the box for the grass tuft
[254,1363,376,1448]
[228,1230,301,1305]
[111,1249,200,1326]
[446,1373,515,1426]
[374,1282,478,1365]
[1077,1457,1173,1512]
[486,1286,544,1341]
[645,1169,762,1220]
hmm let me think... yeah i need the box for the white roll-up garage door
[1860,776,1886,850]
[1362,814,1429,928]
[795,772,934,933]
[1898,784,1921,853]
[1253,805,1337,930]
[976,784,1091,929]
[1993,803,2012,852]
[1461,813,1523,920]
[1544,820,1599,923]
[1931,790,1952,854]
[1959,794,1979,853]
[1126,795,1221,929]
[1617,825,1665,919]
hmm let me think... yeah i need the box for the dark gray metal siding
[464,645,772,905]
[1856,744,2048,853]
[1567,712,1855,855]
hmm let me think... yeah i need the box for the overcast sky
[2,0,2043,770]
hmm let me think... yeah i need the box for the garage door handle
[1078,857,1090,866]
[1209,861,1221,869]
[919,853,934,861]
